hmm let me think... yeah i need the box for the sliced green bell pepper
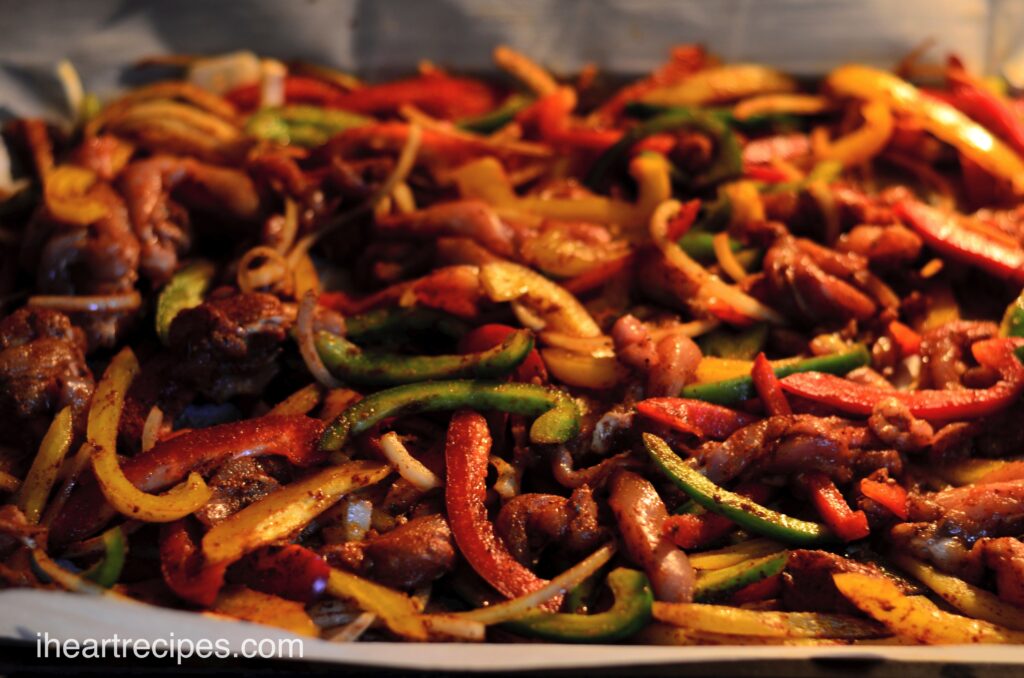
[681,344,870,405]
[698,324,769,360]
[246,105,370,147]
[345,307,468,342]
[457,94,532,134]
[82,526,126,588]
[692,551,788,603]
[314,328,534,386]
[585,108,741,191]
[155,260,215,345]
[1001,290,1024,338]
[644,433,836,546]
[321,380,580,451]
[503,568,653,642]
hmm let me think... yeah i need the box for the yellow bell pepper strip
[682,344,869,405]
[479,261,602,338]
[644,433,836,546]
[43,165,109,225]
[585,109,742,191]
[826,64,1024,192]
[652,601,884,639]
[814,100,894,167]
[154,260,215,345]
[502,568,653,643]
[832,572,1024,644]
[201,460,389,565]
[89,348,213,523]
[212,586,319,637]
[692,551,788,603]
[450,153,671,229]
[325,567,431,640]
[12,406,73,523]
[649,199,784,326]
[314,327,534,386]
[245,105,371,147]
[320,380,581,451]
[688,538,786,571]
[640,64,798,107]
[891,555,1024,631]
[540,348,628,389]
[733,94,831,121]
[82,526,126,588]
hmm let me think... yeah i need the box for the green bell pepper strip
[681,344,870,405]
[314,328,534,386]
[82,526,126,588]
[644,433,836,546]
[320,380,581,451]
[457,94,533,134]
[345,307,468,342]
[585,108,742,191]
[502,568,653,643]
[1001,291,1024,338]
[698,323,769,360]
[246,105,370,147]
[692,551,788,603]
[155,260,215,345]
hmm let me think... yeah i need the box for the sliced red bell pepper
[780,337,1024,421]
[801,472,869,542]
[946,65,1024,156]
[665,198,702,241]
[635,397,757,440]
[159,518,229,607]
[229,544,330,604]
[632,133,677,156]
[459,324,548,383]
[859,477,909,520]
[562,253,636,295]
[518,89,623,153]
[444,410,558,609]
[731,573,783,604]
[888,320,921,357]
[662,483,771,549]
[751,352,791,416]
[50,416,326,546]
[743,162,793,183]
[229,73,496,119]
[896,199,1024,284]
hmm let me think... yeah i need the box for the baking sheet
[3,0,1024,669]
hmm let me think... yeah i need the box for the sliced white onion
[378,432,441,491]
[259,58,287,109]
[325,612,376,642]
[489,455,519,500]
[141,406,164,453]
[187,51,261,95]
[295,291,343,388]
[339,498,373,542]
[56,59,84,124]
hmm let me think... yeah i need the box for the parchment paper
[3,0,1024,669]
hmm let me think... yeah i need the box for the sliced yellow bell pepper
[13,406,73,523]
[541,347,627,389]
[44,165,109,225]
[479,261,602,337]
[325,567,430,640]
[816,100,894,167]
[90,348,213,522]
[212,586,319,637]
[827,64,1024,192]
[641,64,797,107]
[451,153,671,229]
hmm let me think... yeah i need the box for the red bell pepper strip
[444,410,557,609]
[946,65,1024,156]
[230,544,330,604]
[665,198,702,241]
[159,518,229,606]
[801,472,869,542]
[459,324,548,383]
[888,320,921,357]
[743,162,793,183]
[731,573,783,604]
[896,199,1024,284]
[562,253,636,295]
[227,76,348,110]
[229,73,496,119]
[318,266,485,318]
[518,89,622,153]
[780,337,1024,421]
[751,352,791,416]
[663,483,772,549]
[859,477,909,520]
[635,397,757,440]
[50,416,326,546]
